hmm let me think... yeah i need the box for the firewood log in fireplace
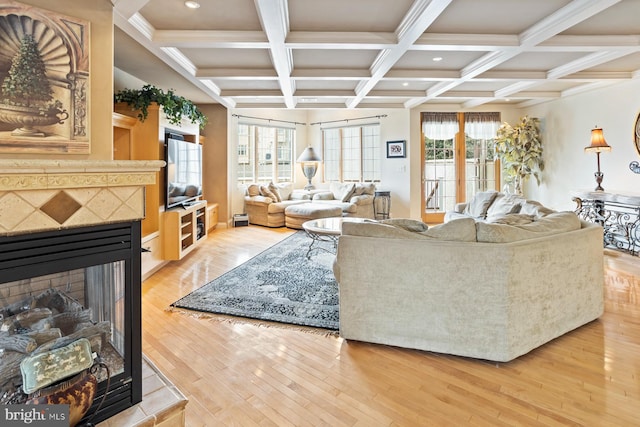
[0,335,37,353]
[1,308,52,333]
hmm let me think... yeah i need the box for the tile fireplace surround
[0,159,162,234]
[0,160,187,426]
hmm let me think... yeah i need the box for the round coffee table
[301,217,368,259]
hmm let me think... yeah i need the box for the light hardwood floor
[142,225,640,427]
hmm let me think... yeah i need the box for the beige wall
[199,104,229,225]
[0,0,114,160]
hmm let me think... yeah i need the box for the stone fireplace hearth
[0,160,182,425]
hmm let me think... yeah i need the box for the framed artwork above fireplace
[0,1,90,154]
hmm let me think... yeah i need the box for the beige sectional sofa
[244,181,375,227]
[333,211,604,362]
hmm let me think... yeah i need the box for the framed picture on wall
[386,140,406,158]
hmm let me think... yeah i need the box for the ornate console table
[572,191,640,256]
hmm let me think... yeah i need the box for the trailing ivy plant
[494,116,544,196]
[114,84,208,129]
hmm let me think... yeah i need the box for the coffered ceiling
[112,0,640,109]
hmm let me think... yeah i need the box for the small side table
[374,191,391,220]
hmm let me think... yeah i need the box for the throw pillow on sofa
[260,185,279,202]
[418,217,477,242]
[463,190,499,218]
[275,182,293,201]
[485,194,524,221]
[329,182,356,202]
[247,184,261,197]
[519,201,555,218]
[476,211,581,243]
[268,182,282,202]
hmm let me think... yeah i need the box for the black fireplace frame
[0,221,142,424]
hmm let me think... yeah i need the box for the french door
[421,112,501,223]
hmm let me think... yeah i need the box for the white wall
[523,79,640,211]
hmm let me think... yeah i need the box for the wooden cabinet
[163,202,208,260]
[206,203,219,231]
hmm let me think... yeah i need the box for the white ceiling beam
[405,0,622,109]
[112,0,150,20]
[519,0,622,47]
[294,90,355,97]
[494,81,539,98]
[254,0,295,109]
[114,11,234,108]
[367,90,427,97]
[221,90,284,97]
[286,31,396,49]
[197,68,278,79]
[291,69,370,79]
[153,30,268,48]
[384,69,460,80]
[413,33,519,51]
[536,34,640,51]
[462,98,500,109]
[547,50,635,80]
[347,0,454,109]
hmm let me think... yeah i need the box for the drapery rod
[309,114,387,126]
[231,114,306,126]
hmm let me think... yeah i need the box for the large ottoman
[285,204,342,229]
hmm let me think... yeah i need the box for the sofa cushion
[313,192,334,201]
[380,218,429,232]
[267,182,282,202]
[485,194,524,221]
[343,217,477,242]
[342,221,428,240]
[520,201,555,218]
[463,190,499,218]
[489,213,535,225]
[330,182,356,202]
[314,199,357,213]
[352,182,376,196]
[418,217,477,242]
[476,211,581,243]
[260,184,278,202]
[247,184,261,197]
[275,182,293,201]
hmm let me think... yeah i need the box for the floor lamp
[584,126,612,191]
[297,146,322,190]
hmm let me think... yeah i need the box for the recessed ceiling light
[184,1,200,9]
[402,82,409,87]
[300,98,317,103]
[432,57,443,62]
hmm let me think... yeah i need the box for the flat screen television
[165,133,203,210]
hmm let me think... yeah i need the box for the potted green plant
[114,84,208,129]
[494,115,544,196]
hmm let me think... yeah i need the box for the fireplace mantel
[0,159,164,235]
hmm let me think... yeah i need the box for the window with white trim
[237,123,294,183]
[322,124,381,182]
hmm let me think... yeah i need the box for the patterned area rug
[170,231,339,330]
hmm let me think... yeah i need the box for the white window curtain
[464,112,501,139]
[422,112,458,140]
